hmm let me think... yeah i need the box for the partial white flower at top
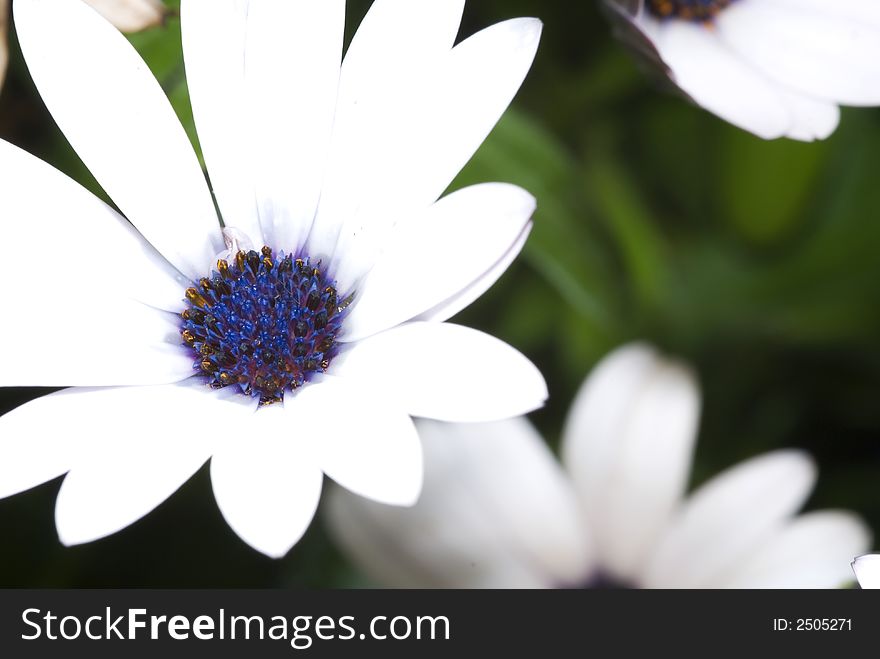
[852,554,880,589]
[0,0,546,558]
[327,343,871,588]
[0,0,166,88]
[603,0,880,141]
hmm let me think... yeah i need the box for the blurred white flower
[0,0,166,87]
[0,0,545,558]
[603,0,880,141]
[852,554,880,589]
[327,343,871,588]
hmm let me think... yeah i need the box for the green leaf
[717,127,828,245]
[584,156,671,313]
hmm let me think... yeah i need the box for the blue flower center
[180,246,351,405]
[646,0,735,21]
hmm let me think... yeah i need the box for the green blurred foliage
[0,0,879,586]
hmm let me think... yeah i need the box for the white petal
[52,382,245,546]
[0,138,185,311]
[325,417,593,588]
[769,0,880,25]
[0,142,197,387]
[2,306,195,387]
[642,18,791,139]
[0,390,86,499]
[210,403,323,558]
[85,0,166,32]
[14,0,222,278]
[344,184,535,341]
[304,0,466,264]
[720,511,871,588]
[419,418,593,586]
[290,376,422,506]
[243,0,344,254]
[315,14,541,293]
[560,343,699,582]
[331,322,547,423]
[719,0,880,106]
[779,91,840,142]
[182,1,345,252]
[641,450,817,588]
[852,554,880,590]
[417,222,532,322]
[180,0,261,246]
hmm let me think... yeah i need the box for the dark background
[1,0,878,586]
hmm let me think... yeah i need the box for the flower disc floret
[181,246,350,404]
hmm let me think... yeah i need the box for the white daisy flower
[0,0,546,558]
[603,0,880,141]
[327,343,871,588]
[0,0,166,87]
[852,554,880,589]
